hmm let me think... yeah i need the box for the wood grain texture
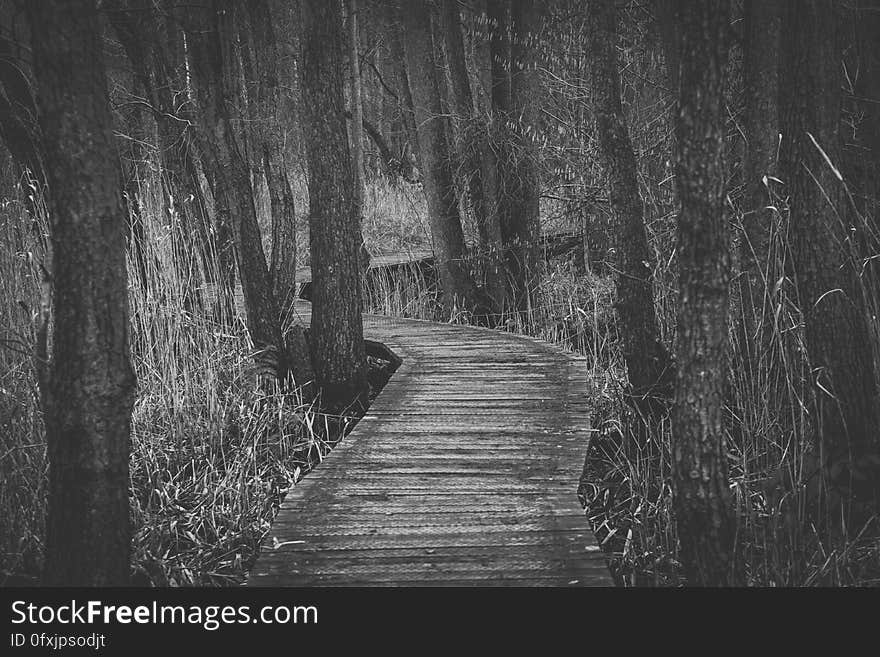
[246,302,611,587]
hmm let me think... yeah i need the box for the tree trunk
[503,0,543,315]
[438,0,506,314]
[587,0,673,419]
[387,15,420,166]
[672,0,739,586]
[738,0,782,375]
[488,0,515,293]
[438,0,474,125]
[779,0,880,508]
[346,0,371,284]
[238,0,309,370]
[28,0,137,585]
[487,0,511,113]
[401,1,484,316]
[301,0,368,408]
[477,0,512,311]
[347,0,366,216]
[108,1,211,266]
[185,1,311,386]
[265,142,299,313]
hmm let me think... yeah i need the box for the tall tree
[653,0,680,96]
[239,0,300,314]
[672,0,739,586]
[779,0,880,509]
[185,1,313,388]
[489,0,543,315]
[345,0,371,283]
[438,0,506,311]
[401,1,484,316]
[486,0,512,299]
[384,3,420,167]
[301,0,368,407]
[347,0,366,216]
[587,0,673,419]
[738,0,782,373]
[27,0,137,585]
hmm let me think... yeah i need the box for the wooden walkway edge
[246,307,612,586]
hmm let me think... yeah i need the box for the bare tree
[487,0,511,113]
[400,0,484,316]
[183,1,314,388]
[347,0,366,216]
[587,0,673,419]
[239,0,300,315]
[672,0,739,586]
[502,0,543,315]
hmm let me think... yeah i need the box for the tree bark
[438,0,506,313]
[738,0,782,374]
[401,1,484,316]
[654,0,680,96]
[238,0,307,378]
[438,0,475,125]
[239,0,298,310]
[387,13,420,165]
[28,0,137,585]
[347,0,366,216]
[185,1,313,387]
[346,0,371,284]
[503,0,543,315]
[487,0,511,113]
[779,0,880,507]
[587,0,673,418]
[672,0,739,586]
[301,0,368,408]
[353,110,418,182]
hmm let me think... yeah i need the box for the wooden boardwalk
[246,305,611,586]
[295,250,434,284]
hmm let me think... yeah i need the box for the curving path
[246,303,612,586]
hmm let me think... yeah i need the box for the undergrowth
[0,170,380,586]
[360,172,880,587]
[3,154,879,586]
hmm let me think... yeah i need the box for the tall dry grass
[360,155,880,586]
[3,139,878,585]
[0,164,332,585]
[0,173,49,584]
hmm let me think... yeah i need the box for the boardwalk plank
[246,302,611,587]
